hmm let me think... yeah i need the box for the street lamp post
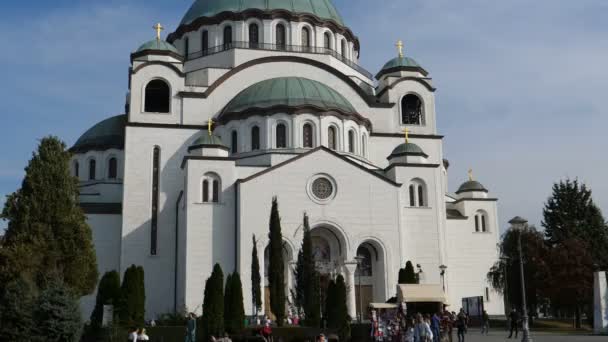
[439,265,447,292]
[355,255,365,323]
[508,216,533,342]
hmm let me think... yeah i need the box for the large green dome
[71,115,126,153]
[222,77,356,114]
[180,0,345,26]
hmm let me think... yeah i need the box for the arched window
[276,123,287,148]
[202,180,209,202]
[223,26,233,48]
[301,27,311,49]
[151,147,160,255]
[184,37,189,58]
[409,179,426,207]
[74,161,79,178]
[475,211,489,232]
[361,135,367,157]
[202,31,209,54]
[89,159,96,180]
[348,130,355,153]
[212,180,220,203]
[401,94,423,125]
[231,130,238,154]
[144,79,170,113]
[276,24,286,49]
[328,126,337,150]
[108,157,117,179]
[303,123,313,148]
[409,185,416,207]
[324,32,331,50]
[251,126,260,151]
[356,246,373,276]
[249,23,259,48]
[341,39,346,57]
[418,185,425,207]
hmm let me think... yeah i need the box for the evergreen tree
[301,213,321,327]
[118,265,145,326]
[292,248,305,314]
[542,179,608,267]
[268,197,286,326]
[399,261,419,284]
[229,272,246,333]
[251,235,262,316]
[90,270,121,329]
[334,275,351,341]
[324,279,338,328]
[33,281,83,342]
[0,276,35,341]
[202,263,224,339]
[224,273,233,332]
[0,136,98,296]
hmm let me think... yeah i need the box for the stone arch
[354,237,390,316]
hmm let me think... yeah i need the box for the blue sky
[1,0,607,231]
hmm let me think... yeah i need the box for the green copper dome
[389,142,427,158]
[456,180,488,194]
[71,115,126,153]
[136,39,181,54]
[223,77,356,114]
[376,56,427,79]
[191,134,227,147]
[180,0,345,26]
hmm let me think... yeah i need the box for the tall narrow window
[151,147,160,255]
[485,287,490,301]
[341,39,346,57]
[202,180,209,202]
[108,157,117,179]
[301,27,311,49]
[481,215,487,232]
[276,24,286,49]
[475,215,480,232]
[348,130,355,153]
[184,37,189,58]
[212,180,220,203]
[145,79,170,113]
[251,126,260,151]
[418,185,425,207]
[89,159,96,180]
[324,32,331,50]
[223,26,233,49]
[303,124,313,148]
[328,126,337,150]
[249,23,259,48]
[202,30,209,54]
[361,136,367,157]
[74,161,79,178]
[409,185,416,207]
[231,130,238,154]
[276,123,287,148]
[402,94,423,125]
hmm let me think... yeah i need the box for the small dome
[71,115,126,153]
[190,134,227,148]
[390,142,427,157]
[456,180,488,194]
[136,39,180,55]
[376,56,427,79]
[180,0,345,26]
[222,77,356,115]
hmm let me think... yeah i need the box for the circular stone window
[307,175,337,204]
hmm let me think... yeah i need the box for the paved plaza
[454,331,604,342]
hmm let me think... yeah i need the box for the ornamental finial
[208,118,213,136]
[396,40,404,58]
[153,23,164,40]
[403,127,410,144]
[468,169,474,181]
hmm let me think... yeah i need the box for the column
[594,271,608,334]
[343,262,358,320]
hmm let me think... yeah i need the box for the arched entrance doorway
[355,240,387,320]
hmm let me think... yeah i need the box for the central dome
[180,0,345,26]
[222,77,356,115]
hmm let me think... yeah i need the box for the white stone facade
[72,1,504,320]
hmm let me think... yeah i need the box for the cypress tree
[251,235,262,316]
[0,276,35,341]
[203,263,224,339]
[268,197,285,326]
[229,272,246,333]
[0,136,98,296]
[135,266,146,325]
[90,270,121,329]
[33,281,83,342]
[301,213,320,327]
[334,275,351,341]
[324,279,338,328]
[118,265,145,326]
[224,273,233,332]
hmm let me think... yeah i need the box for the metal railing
[186,41,373,79]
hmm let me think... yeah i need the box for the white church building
[72,0,504,320]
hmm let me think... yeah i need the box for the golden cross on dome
[396,40,404,58]
[208,118,214,136]
[468,169,474,181]
[403,127,410,144]
[153,23,164,40]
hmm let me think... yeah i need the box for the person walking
[440,311,453,342]
[185,312,197,342]
[481,310,490,335]
[128,327,138,342]
[507,309,519,339]
[455,309,467,342]
[137,328,150,341]
[404,318,415,342]
[431,313,441,342]
[414,313,432,342]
